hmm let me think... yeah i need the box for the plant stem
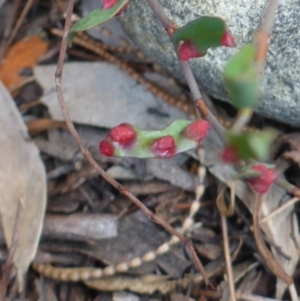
[231,108,253,132]
[55,0,210,287]
[275,178,300,198]
[221,214,236,301]
[229,0,280,132]
[255,0,279,69]
[145,0,226,144]
[146,0,174,30]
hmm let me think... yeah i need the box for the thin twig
[145,0,226,143]
[231,108,253,133]
[288,283,299,301]
[260,197,299,225]
[0,0,22,60]
[221,213,236,301]
[146,0,174,30]
[253,193,293,285]
[7,0,35,48]
[232,0,280,131]
[255,0,279,69]
[275,177,300,198]
[55,0,210,286]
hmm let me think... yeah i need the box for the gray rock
[119,0,300,126]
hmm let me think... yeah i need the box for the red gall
[184,120,210,142]
[221,32,236,48]
[151,135,176,158]
[108,123,137,147]
[246,164,278,194]
[179,41,203,61]
[99,140,115,157]
[221,146,239,163]
[101,0,129,16]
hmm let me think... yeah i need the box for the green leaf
[224,44,259,109]
[172,16,227,54]
[232,168,261,181]
[226,129,276,161]
[68,0,128,46]
[100,120,210,158]
[117,120,194,158]
[67,32,76,47]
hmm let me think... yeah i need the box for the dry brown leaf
[195,243,222,261]
[0,36,47,89]
[26,118,67,135]
[0,82,47,285]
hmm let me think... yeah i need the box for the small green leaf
[233,168,261,181]
[172,17,227,54]
[68,0,128,46]
[67,32,76,47]
[226,129,276,161]
[224,44,259,109]
[236,163,276,180]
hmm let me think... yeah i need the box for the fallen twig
[221,213,236,301]
[260,197,299,225]
[0,0,22,60]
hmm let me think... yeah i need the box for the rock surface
[119,0,300,126]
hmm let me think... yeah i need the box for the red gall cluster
[150,120,210,158]
[246,164,278,194]
[99,123,137,157]
[101,0,129,16]
[179,32,236,61]
[221,148,278,194]
[99,120,210,158]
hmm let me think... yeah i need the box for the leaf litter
[1,0,300,299]
[0,82,47,287]
[202,128,300,298]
